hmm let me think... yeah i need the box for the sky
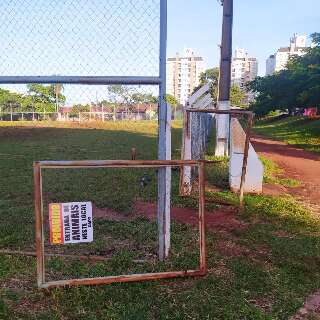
[0,0,319,104]
[168,0,320,75]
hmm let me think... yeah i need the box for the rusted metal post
[198,161,207,274]
[239,113,253,208]
[131,147,136,160]
[33,162,45,287]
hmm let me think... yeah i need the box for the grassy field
[254,116,320,153]
[259,156,300,188]
[1,121,320,319]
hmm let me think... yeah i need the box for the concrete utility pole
[215,0,233,156]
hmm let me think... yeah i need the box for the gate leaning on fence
[180,84,214,196]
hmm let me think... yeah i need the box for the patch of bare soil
[263,183,289,197]
[132,201,247,232]
[215,240,250,258]
[93,204,129,221]
[290,291,320,320]
[93,201,247,233]
[252,136,320,213]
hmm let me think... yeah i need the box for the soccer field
[0,121,320,320]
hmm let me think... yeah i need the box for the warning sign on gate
[49,202,93,245]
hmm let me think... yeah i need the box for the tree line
[0,83,178,116]
[0,84,65,113]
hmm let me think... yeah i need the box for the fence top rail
[186,108,253,116]
[35,159,204,169]
[186,108,253,117]
[0,76,161,85]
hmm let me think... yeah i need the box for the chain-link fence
[0,0,160,77]
[180,84,214,195]
[0,0,162,118]
[190,113,214,160]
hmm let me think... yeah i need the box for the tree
[193,68,220,101]
[131,92,158,104]
[248,32,320,116]
[107,85,133,120]
[165,94,178,117]
[27,84,66,112]
[71,104,90,113]
[230,84,247,107]
[53,84,64,112]
[0,88,24,112]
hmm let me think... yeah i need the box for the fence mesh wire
[0,0,160,76]
[0,1,161,120]
[190,113,213,160]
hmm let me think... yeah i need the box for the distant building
[166,48,205,105]
[231,48,258,90]
[266,34,307,76]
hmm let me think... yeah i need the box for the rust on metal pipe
[198,161,207,274]
[239,113,254,208]
[33,159,207,288]
[33,162,45,287]
[37,159,201,169]
[186,108,253,116]
[131,147,136,160]
[40,269,205,289]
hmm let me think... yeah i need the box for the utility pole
[215,0,233,156]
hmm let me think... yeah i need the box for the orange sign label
[49,203,63,244]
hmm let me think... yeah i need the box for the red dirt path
[94,202,246,232]
[133,201,246,232]
[252,136,320,210]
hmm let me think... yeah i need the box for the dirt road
[252,136,320,211]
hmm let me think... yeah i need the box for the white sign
[49,202,93,245]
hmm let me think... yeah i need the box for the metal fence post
[157,0,171,261]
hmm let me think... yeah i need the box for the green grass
[260,156,300,187]
[0,120,320,319]
[254,116,320,153]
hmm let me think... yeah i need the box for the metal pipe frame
[33,159,207,289]
[158,0,171,261]
[185,108,254,207]
[0,76,161,85]
[1,0,171,263]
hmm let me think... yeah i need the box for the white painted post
[215,0,233,157]
[157,0,171,261]
[180,109,192,195]
[215,100,230,156]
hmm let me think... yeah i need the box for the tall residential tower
[266,34,307,75]
[231,48,258,89]
[166,48,205,105]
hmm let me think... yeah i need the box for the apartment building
[266,34,307,75]
[231,48,258,90]
[166,48,205,105]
